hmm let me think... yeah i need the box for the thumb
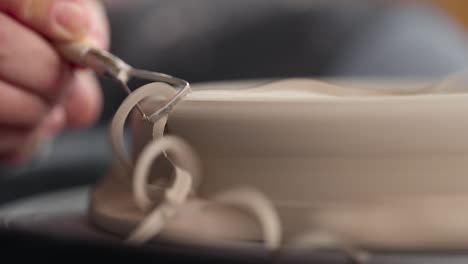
[0,0,91,42]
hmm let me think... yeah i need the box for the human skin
[0,0,110,165]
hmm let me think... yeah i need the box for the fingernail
[43,106,65,139]
[52,2,89,39]
[88,33,107,50]
[86,0,109,49]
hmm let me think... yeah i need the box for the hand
[0,0,110,165]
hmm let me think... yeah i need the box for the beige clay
[90,78,468,258]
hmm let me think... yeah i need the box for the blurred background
[432,0,468,30]
[3,0,468,225]
[97,0,468,123]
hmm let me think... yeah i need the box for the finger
[0,0,90,42]
[4,105,66,165]
[0,12,72,101]
[0,127,30,153]
[0,79,48,127]
[63,70,102,129]
[38,104,67,139]
[84,0,110,49]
